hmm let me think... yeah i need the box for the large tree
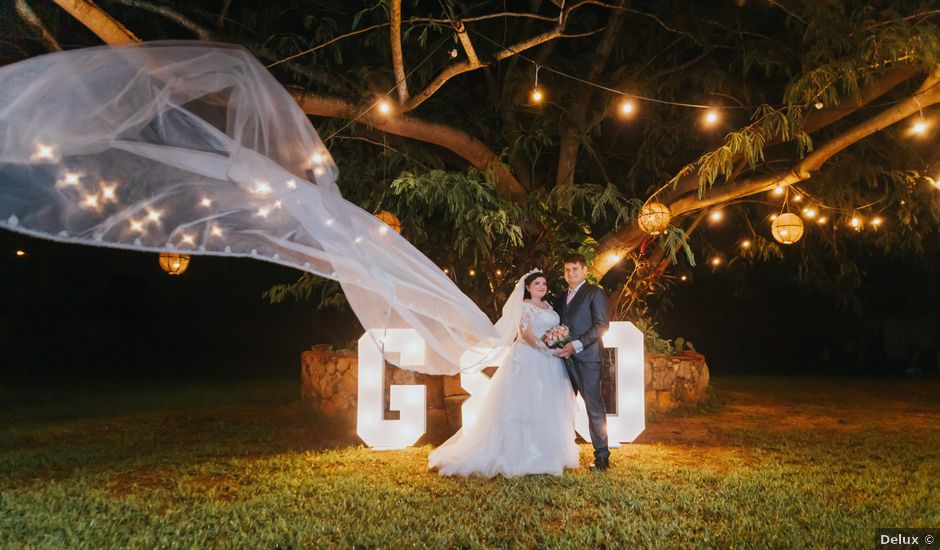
[5,0,940,319]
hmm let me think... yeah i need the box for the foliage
[634,317,697,356]
[3,0,939,319]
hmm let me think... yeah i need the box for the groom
[553,254,611,470]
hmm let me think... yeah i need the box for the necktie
[566,288,576,304]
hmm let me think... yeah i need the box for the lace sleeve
[518,304,553,355]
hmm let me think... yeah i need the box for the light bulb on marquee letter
[357,329,427,449]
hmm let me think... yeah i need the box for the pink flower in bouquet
[541,325,572,349]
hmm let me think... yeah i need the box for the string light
[469,268,477,277]
[802,207,817,219]
[871,216,884,228]
[377,99,393,115]
[129,220,145,233]
[495,269,502,276]
[256,206,271,218]
[817,216,828,225]
[709,210,724,223]
[740,240,752,249]
[61,173,81,186]
[313,166,325,177]
[146,209,162,224]
[793,194,803,203]
[710,257,722,267]
[850,215,863,231]
[772,186,785,196]
[311,152,324,165]
[180,234,195,246]
[618,98,636,118]
[769,214,778,221]
[703,109,719,126]
[211,224,224,237]
[680,275,688,281]
[16,250,26,257]
[200,197,212,208]
[443,267,450,274]
[286,179,298,190]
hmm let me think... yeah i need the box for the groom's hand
[555,343,575,358]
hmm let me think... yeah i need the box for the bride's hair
[522,271,546,300]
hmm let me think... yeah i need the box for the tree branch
[292,90,526,198]
[14,0,61,51]
[107,0,213,40]
[555,0,627,204]
[390,0,409,103]
[592,66,940,278]
[50,0,139,44]
[401,0,614,112]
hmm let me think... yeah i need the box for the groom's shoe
[590,457,610,471]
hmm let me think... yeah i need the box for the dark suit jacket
[553,283,609,363]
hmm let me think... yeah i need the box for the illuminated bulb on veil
[33,143,56,161]
[81,195,99,209]
[61,173,81,186]
[100,183,117,202]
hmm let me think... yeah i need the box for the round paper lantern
[637,202,671,235]
[159,253,191,275]
[771,213,804,245]
[375,210,401,234]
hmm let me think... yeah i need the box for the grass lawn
[1,374,937,548]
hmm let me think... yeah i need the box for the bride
[429,270,581,477]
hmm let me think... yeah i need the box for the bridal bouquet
[542,325,574,367]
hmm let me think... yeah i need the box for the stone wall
[300,347,709,431]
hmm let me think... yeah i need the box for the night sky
[3,225,937,386]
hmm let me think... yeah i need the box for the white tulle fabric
[0,41,522,374]
[429,302,580,478]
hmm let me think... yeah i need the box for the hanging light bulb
[909,118,929,136]
[709,210,724,223]
[530,65,544,104]
[377,99,393,115]
[772,186,785,196]
[802,206,817,219]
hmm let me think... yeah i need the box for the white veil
[0,41,522,375]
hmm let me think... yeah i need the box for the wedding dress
[429,301,581,477]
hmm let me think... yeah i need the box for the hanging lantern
[637,202,671,235]
[375,210,401,234]
[159,253,191,275]
[771,213,804,245]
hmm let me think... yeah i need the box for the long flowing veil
[0,41,520,374]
